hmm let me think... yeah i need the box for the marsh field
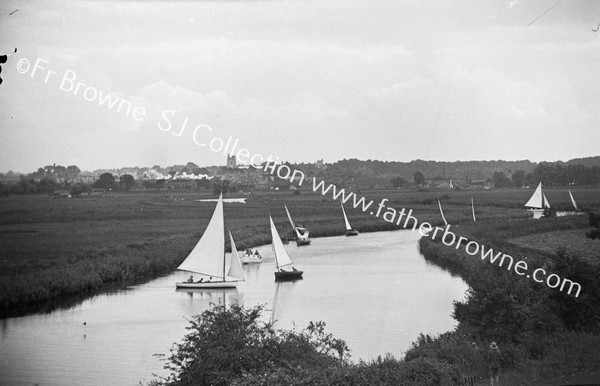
[0,186,598,319]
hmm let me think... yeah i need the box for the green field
[1,186,598,317]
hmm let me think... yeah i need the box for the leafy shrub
[153,304,349,386]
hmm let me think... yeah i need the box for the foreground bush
[152,304,461,386]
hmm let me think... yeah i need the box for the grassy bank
[1,187,599,318]
[415,213,600,384]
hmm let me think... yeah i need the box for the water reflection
[175,288,240,309]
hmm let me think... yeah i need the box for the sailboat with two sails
[524,182,551,219]
[284,204,311,246]
[175,193,245,289]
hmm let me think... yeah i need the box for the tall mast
[223,193,226,280]
[270,214,280,271]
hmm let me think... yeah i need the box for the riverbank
[416,214,600,384]
[1,187,598,318]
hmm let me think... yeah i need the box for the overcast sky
[1,0,599,172]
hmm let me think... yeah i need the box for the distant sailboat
[471,196,476,223]
[284,204,311,246]
[269,216,303,280]
[438,199,448,226]
[341,201,359,236]
[176,194,245,288]
[568,190,579,212]
[524,182,550,219]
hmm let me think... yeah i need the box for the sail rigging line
[527,0,562,27]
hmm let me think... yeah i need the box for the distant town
[0,156,599,196]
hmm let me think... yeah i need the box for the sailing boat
[284,204,311,246]
[471,196,476,223]
[341,201,359,236]
[176,193,245,288]
[269,215,303,280]
[524,182,550,219]
[568,190,580,212]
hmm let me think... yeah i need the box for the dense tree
[93,173,115,189]
[192,167,209,176]
[391,177,407,188]
[197,177,211,189]
[512,170,526,187]
[492,171,512,188]
[414,171,425,187]
[119,174,135,191]
[66,165,81,182]
[586,212,600,241]
[211,178,230,195]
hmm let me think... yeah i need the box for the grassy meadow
[0,186,598,319]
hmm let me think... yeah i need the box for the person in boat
[254,250,259,255]
[187,275,194,283]
[292,267,298,272]
[198,277,203,283]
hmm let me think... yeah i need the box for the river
[0,230,467,385]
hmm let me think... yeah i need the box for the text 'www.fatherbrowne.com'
[262,163,582,298]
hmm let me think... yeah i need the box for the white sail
[524,182,550,209]
[227,231,244,281]
[438,199,448,226]
[177,193,225,278]
[284,204,296,229]
[471,196,476,223]
[284,204,309,240]
[569,190,578,211]
[341,202,353,231]
[269,216,294,268]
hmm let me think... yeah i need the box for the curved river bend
[0,230,467,385]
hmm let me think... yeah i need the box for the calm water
[0,230,467,386]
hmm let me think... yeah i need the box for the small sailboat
[524,182,550,219]
[569,190,580,212]
[471,196,476,223]
[284,204,311,246]
[269,215,303,280]
[176,194,245,288]
[341,201,359,236]
[240,248,262,264]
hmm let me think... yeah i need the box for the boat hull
[176,280,240,289]
[240,254,262,264]
[345,229,359,236]
[296,239,311,246]
[274,270,303,281]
